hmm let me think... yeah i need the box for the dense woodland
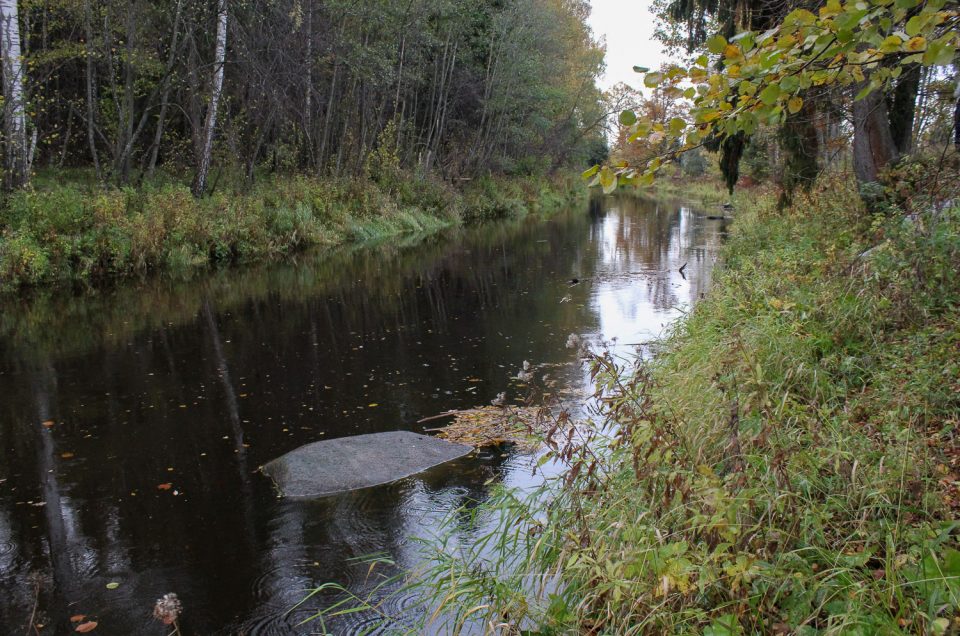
[0,0,607,194]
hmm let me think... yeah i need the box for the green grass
[333,173,960,635]
[0,170,584,290]
[644,176,734,208]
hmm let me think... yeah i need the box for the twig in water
[416,410,458,424]
[24,575,40,636]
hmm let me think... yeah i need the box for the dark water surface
[0,195,727,634]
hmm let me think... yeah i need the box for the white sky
[587,0,676,92]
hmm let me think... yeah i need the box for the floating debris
[426,406,545,450]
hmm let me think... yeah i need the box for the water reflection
[0,194,727,634]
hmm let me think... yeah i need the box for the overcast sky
[587,0,676,92]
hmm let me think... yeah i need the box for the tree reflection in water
[0,194,727,634]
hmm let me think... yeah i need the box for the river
[0,193,727,634]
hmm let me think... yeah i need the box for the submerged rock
[260,431,473,498]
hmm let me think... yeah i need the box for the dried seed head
[153,593,182,625]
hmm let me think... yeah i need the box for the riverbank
[0,171,583,290]
[411,176,960,634]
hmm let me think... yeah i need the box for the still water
[0,194,727,634]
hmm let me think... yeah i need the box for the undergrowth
[0,171,582,290]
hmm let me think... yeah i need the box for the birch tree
[0,0,27,189]
[192,0,227,198]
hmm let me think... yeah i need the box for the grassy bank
[400,176,960,634]
[644,176,734,208]
[0,170,583,290]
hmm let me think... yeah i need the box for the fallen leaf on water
[70,615,86,623]
[106,582,120,590]
[42,420,55,428]
[157,483,173,491]
[61,452,75,459]
[75,621,98,633]
[368,403,379,407]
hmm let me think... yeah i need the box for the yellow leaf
[819,0,842,18]
[723,44,741,59]
[903,36,926,52]
[787,96,803,114]
[880,35,902,53]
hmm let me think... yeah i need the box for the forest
[0,0,607,287]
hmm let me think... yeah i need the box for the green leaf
[854,82,876,101]
[779,75,799,92]
[619,110,637,126]
[669,117,686,135]
[581,165,599,180]
[106,582,120,590]
[643,72,663,88]
[784,8,817,26]
[923,40,955,66]
[905,15,925,37]
[632,65,649,73]
[706,35,728,55]
[599,167,616,194]
[759,82,781,105]
[704,614,742,636]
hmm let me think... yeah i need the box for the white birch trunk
[0,0,27,188]
[192,0,227,197]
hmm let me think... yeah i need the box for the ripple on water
[249,558,319,604]
[228,610,299,636]
[329,613,397,636]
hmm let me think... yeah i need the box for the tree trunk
[118,4,136,184]
[303,0,313,166]
[887,64,920,155]
[83,0,100,180]
[954,70,960,150]
[145,0,184,179]
[852,84,898,185]
[192,0,227,198]
[0,0,28,189]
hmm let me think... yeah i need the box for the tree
[6,0,606,186]
[192,0,227,198]
[592,0,959,195]
[0,0,27,189]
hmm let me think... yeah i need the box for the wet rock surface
[261,431,474,497]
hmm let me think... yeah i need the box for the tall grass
[303,173,960,634]
[0,171,583,290]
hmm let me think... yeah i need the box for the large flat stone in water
[261,431,474,497]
